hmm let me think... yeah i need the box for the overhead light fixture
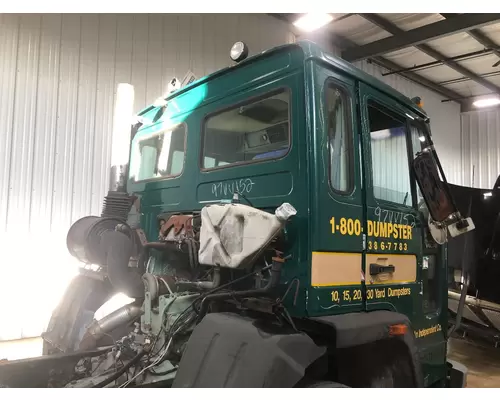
[473,97,500,108]
[293,13,333,32]
[484,192,493,198]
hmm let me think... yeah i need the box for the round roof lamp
[230,42,249,63]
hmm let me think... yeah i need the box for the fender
[309,310,423,387]
[172,312,325,388]
[42,274,114,354]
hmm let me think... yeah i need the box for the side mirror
[412,151,456,223]
[412,150,475,238]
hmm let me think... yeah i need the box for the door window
[368,101,413,206]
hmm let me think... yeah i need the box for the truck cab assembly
[0,40,472,388]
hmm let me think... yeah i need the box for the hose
[93,349,146,388]
[196,261,282,323]
[176,267,221,292]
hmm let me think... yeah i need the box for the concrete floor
[448,336,500,388]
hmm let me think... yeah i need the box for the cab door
[307,63,364,316]
[358,83,422,316]
[359,83,448,386]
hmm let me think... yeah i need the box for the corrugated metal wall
[0,13,294,340]
[354,60,463,186]
[461,109,500,189]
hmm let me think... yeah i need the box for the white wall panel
[461,109,500,189]
[0,13,293,340]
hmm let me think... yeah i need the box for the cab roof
[138,40,427,120]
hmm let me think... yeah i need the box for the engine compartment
[25,198,297,388]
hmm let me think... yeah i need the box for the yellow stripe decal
[311,252,362,287]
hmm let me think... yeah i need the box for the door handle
[370,263,395,275]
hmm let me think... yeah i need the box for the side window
[202,89,290,169]
[134,124,186,181]
[326,82,353,193]
[368,102,413,206]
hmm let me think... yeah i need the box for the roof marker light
[230,42,249,63]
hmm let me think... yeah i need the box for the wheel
[370,366,395,388]
[370,356,413,388]
[305,380,349,388]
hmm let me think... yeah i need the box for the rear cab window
[201,89,291,169]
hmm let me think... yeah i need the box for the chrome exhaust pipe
[79,303,143,350]
[109,83,135,193]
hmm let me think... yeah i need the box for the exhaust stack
[109,83,135,193]
[102,83,136,221]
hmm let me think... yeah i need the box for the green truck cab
[1,40,471,388]
[127,41,459,386]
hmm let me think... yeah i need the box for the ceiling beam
[441,13,500,68]
[342,13,500,62]
[327,34,464,103]
[267,14,464,104]
[357,13,500,97]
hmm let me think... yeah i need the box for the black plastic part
[310,310,423,387]
[369,263,395,275]
[172,312,325,388]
